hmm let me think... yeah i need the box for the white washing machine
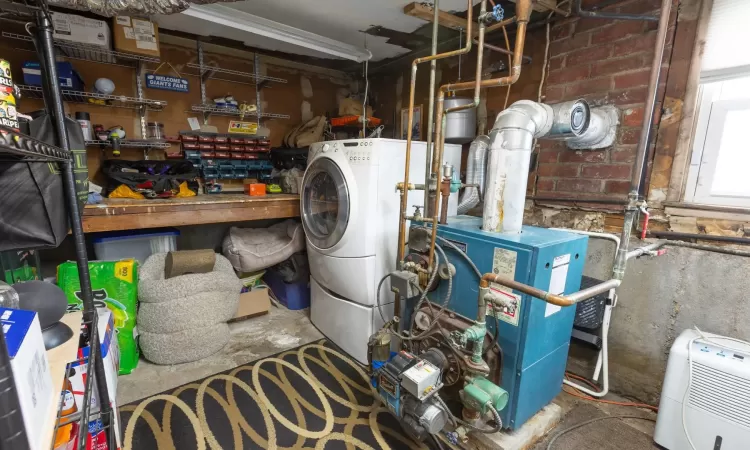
[301,138,462,363]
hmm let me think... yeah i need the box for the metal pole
[423,0,440,214]
[254,53,262,128]
[198,40,208,124]
[35,11,114,443]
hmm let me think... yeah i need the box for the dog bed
[222,219,305,272]
[138,252,241,364]
[139,325,230,366]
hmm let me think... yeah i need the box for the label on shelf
[229,121,258,134]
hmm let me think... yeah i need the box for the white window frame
[684,79,750,208]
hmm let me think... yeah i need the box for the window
[684,0,750,208]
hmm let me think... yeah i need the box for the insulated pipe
[482,100,553,233]
[397,0,475,269]
[423,0,441,212]
[457,135,490,215]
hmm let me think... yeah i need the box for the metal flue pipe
[426,0,533,268]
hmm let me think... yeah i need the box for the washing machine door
[301,156,351,249]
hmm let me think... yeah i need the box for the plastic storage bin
[264,269,310,310]
[93,228,179,264]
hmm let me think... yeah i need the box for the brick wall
[531,0,677,205]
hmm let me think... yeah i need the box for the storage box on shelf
[93,228,179,264]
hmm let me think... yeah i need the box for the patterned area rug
[121,339,430,449]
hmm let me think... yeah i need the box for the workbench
[82,194,300,233]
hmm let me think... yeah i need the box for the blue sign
[145,73,189,92]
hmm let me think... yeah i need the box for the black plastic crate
[574,275,610,329]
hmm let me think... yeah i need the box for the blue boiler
[407,216,588,430]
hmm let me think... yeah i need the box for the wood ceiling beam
[403,2,479,32]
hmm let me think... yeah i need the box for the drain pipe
[614,0,673,280]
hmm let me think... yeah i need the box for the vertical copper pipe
[396,0,475,315]
[426,0,532,269]
[423,0,441,212]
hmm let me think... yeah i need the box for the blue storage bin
[264,269,310,310]
[22,61,84,91]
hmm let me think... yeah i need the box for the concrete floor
[117,308,658,450]
[117,306,323,405]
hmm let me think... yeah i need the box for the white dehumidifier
[655,328,750,450]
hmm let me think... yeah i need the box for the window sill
[663,201,750,221]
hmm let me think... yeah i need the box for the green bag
[57,259,139,374]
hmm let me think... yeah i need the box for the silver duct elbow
[457,135,490,215]
[483,100,590,233]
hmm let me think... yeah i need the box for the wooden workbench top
[82,194,300,233]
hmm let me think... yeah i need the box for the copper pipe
[423,0,441,216]
[480,16,516,37]
[439,177,451,225]
[480,274,621,307]
[396,0,476,314]
[426,0,532,269]
[474,39,533,65]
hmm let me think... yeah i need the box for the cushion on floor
[222,219,305,272]
[139,252,241,304]
[137,291,239,334]
[139,324,230,365]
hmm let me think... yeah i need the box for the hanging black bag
[0,115,88,251]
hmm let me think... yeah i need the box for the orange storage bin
[245,183,266,196]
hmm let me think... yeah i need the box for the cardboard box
[0,308,54,450]
[112,16,160,58]
[338,97,373,118]
[232,288,271,321]
[70,308,122,449]
[51,12,111,48]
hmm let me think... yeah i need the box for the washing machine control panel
[310,140,375,165]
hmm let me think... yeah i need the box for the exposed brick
[565,77,612,98]
[618,0,663,16]
[581,164,632,179]
[613,32,657,55]
[551,23,574,41]
[556,178,604,193]
[547,65,591,85]
[550,32,592,57]
[609,87,648,106]
[619,128,640,145]
[614,69,652,89]
[566,44,612,67]
[545,85,566,103]
[538,150,560,163]
[549,55,565,71]
[622,106,644,127]
[591,20,645,45]
[590,54,645,78]
[536,178,555,191]
[559,150,607,163]
[575,17,612,34]
[611,146,638,163]
[604,180,631,195]
[538,163,581,177]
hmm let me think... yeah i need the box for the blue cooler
[264,269,310,310]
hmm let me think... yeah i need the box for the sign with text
[145,73,189,92]
[228,121,258,134]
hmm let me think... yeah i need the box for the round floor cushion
[140,324,230,365]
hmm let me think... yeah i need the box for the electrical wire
[562,373,659,412]
[434,393,458,428]
[545,415,655,450]
[455,404,503,434]
[414,226,482,279]
[683,327,750,450]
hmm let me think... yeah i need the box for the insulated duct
[482,99,590,234]
[48,0,227,16]
[457,135,490,215]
